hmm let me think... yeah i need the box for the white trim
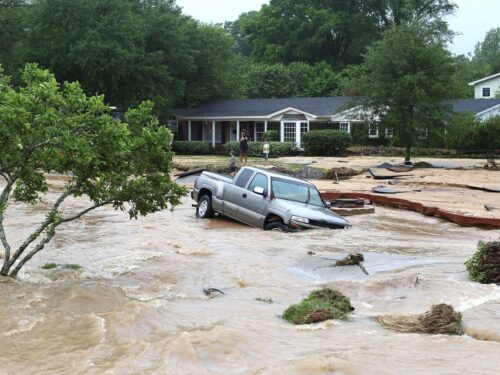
[264,120,268,132]
[468,72,500,86]
[212,121,215,147]
[267,107,318,119]
[236,120,240,141]
[188,121,192,141]
[280,122,284,142]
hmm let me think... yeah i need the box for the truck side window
[234,168,254,188]
[248,173,268,193]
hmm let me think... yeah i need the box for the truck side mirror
[253,186,266,197]
[325,201,332,209]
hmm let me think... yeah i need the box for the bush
[465,241,500,284]
[262,130,279,141]
[172,141,214,155]
[302,130,352,155]
[224,141,295,157]
[282,288,353,324]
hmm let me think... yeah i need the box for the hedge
[262,130,279,141]
[172,141,214,155]
[224,141,295,157]
[301,130,352,156]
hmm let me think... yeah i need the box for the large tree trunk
[404,145,411,163]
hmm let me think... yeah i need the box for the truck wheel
[197,195,215,218]
[264,221,291,232]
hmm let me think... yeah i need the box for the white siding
[473,76,500,99]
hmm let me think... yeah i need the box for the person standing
[239,132,249,165]
[228,151,236,176]
[262,139,270,164]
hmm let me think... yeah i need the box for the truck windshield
[271,178,324,207]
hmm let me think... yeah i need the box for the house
[173,97,500,147]
[469,72,500,99]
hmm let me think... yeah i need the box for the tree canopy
[362,22,455,161]
[474,27,500,75]
[0,64,186,277]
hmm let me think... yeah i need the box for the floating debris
[282,288,354,325]
[375,304,462,335]
[203,288,225,296]
[465,241,500,284]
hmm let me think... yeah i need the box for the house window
[255,122,265,142]
[369,124,379,138]
[385,127,393,138]
[283,122,296,143]
[418,128,428,140]
[340,122,350,132]
[167,120,178,133]
[300,122,309,135]
[482,87,491,97]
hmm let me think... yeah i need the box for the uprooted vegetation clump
[325,167,363,180]
[282,288,354,325]
[41,263,83,270]
[465,241,500,284]
[375,304,462,335]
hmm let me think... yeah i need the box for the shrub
[302,130,352,155]
[172,141,214,155]
[262,130,279,141]
[282,288,353,324]
[465,241,500,284]
[223,141,295,157]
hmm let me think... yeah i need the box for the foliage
[282,288,353,324]
[224,11,258,57]
[445,114,500,151]
[301,130,352,156]
[224,141,295,157]
[473,27,500,75]
[0,0,30,75]
[465,241,500,284]
[0,64,187,277]
[41,263,57,270]
[262,130,279,142]
[361,22,455,161]
[172,141,214,155]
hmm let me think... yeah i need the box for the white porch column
[253,122,257,142]
[264,120,268,133]
[236,120,240,141]
[280,121,284,142]
[295,121,301,148]
[212,121,216,147]
[188,121,192,141]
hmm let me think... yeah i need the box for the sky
[175,0,500,57]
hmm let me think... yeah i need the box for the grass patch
[282,288,353,324]
[41,263,57,270]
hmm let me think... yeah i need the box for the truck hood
[272,199,351,228]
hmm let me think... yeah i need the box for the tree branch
[6,186,77,271]
[8,200,112,277]
[0,178,16,275]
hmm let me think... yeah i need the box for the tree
[241,0,380,67]
[473,27,500,75]
[0,64,187,278]
[362,22,455,162]
[0,0,31,75]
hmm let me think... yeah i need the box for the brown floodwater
[1,179,500,374]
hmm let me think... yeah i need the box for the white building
[469,73,500,99]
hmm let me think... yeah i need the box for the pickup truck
[191,166,351,231]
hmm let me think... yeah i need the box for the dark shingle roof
[173,97,500,119]
[173,97,358,118]
[450,99,500,114]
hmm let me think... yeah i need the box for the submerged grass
[282,288,353,325]
[41,263,82,270]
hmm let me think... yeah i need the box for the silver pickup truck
[191,166,351,231]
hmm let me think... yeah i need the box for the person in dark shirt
[239,132,249,165]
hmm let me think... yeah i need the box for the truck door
[236,172,269,227]
[223,168,254,219]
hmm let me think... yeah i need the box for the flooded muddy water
[1,181,500,374]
